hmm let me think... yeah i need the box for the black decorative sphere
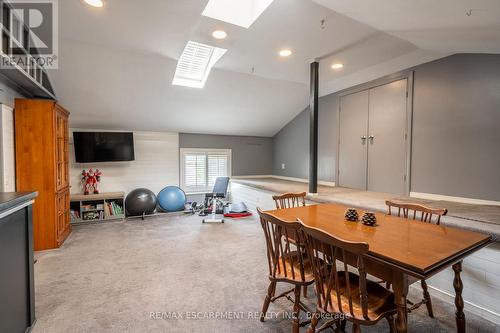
[344,208,359,221]
[125,188,158,216]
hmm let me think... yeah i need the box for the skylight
[202,0,274,28]
[172,41,227,89]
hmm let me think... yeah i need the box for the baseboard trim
[271,175,336,187]
[232,175,273,179]
[410,192,500,206]
[231,175,336,187]
[409,284,500,325]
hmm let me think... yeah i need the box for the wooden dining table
[265,203,492,333]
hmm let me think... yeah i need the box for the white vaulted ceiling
[49,0,500,136]
[313,0,500,53]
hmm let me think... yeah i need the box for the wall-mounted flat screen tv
[73,132,135,163]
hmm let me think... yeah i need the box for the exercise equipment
[125,188,157,217]
[224,202,252,218]
[158,186,186,212]
[202,193,226,223]
[201,177,230,224]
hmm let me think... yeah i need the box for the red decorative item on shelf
[81,169,102,195]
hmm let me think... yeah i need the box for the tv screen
[73,132,135,163]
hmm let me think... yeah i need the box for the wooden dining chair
[273,192,307,209]
[386,200,447,225]
[257,207,315,333]
[386,200,448,318]
[301,222,397,333]
[272,192,309,297]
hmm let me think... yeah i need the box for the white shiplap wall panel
[0,104,15,191]
[231,183,500,325]
[424,242,500,324]
[230,182,316,211]
[230,182,278,211]
[70,129,179,195]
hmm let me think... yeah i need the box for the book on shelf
[113,201,124,215]
[106,201,124,216]
[104,203,111,217]
[70,210,80,221]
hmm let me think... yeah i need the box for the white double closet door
[338,79,408,195]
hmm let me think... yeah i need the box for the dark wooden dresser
[0,192,37,333]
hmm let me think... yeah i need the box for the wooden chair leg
[352,323,361,333]
[387,315,396,333]
[303,285,308,298]
[307,311,319,333]
[271,280,277,298]
[421,279,434,318]
[333,319,345,333]
[292,285,301,333]
[340,320,347,332]
[260,281,276,322]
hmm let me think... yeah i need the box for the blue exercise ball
[158,186,186,212]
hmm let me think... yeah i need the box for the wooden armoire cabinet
[15,99,71,250]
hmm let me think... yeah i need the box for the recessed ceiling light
[331,63,344,69]
[279,49,292,57]
[84,0,104,8]
[212,30,227,40]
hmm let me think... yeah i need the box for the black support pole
[309,61,319,194]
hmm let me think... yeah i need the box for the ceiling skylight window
[172,41,227,89]
[202,0,274,28]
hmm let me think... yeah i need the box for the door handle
[361,136,367,142]
[368,135,375,142]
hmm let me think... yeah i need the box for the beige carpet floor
[32,215,500,333]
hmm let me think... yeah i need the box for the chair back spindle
[273,192,307,210]
[386,200,447,225]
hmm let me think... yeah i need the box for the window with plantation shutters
[180,148,231,192]
[208,154,228,187]
[184,154,206,189]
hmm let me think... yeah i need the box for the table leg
[392,272,409,333]
[453,261,466,333]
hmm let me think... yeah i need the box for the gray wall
[272,109,308,179]
[179,133,273,176]
[273,54,500,201]
[411,54,500,201]
[272,93,338,182]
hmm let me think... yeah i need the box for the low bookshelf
[70,192,125,225]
